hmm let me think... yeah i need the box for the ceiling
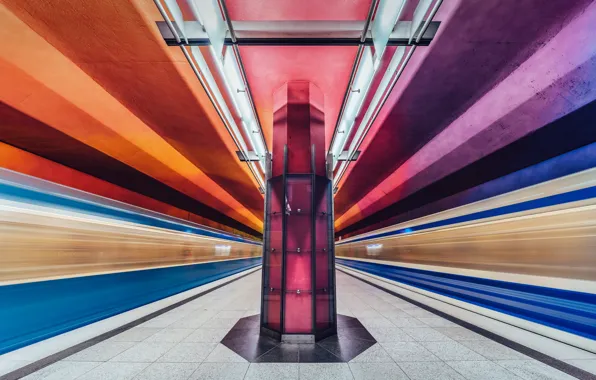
[0,0,595,238]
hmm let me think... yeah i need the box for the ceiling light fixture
[154,0,267,189]
[331,0,443,188]
[329,0,407,170]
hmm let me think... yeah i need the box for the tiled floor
[20,270,589,380]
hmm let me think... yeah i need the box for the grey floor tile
[65,341,136,362]
[145,328,194,343]
[421,341,486,361]
[366,327,414,343]
[565,359,596,374]
[403,308,437,318]
[214,310,246,319]
[357,317,395,328]
[245,363,299,380]
[111,342,176,363]
[110,328,162,342]
[433,327,485,341]
[349,344,394,363]
[77,362,149,380]
[352,309,384,319]
[133,362,198,380]
[189,362,249,380]
[0,359,32,375]
[459,340,526,360]
[139,316,179,329]
[446,360,522,380]
[387,317,428,328]
[337,309,356,317]
[201,318,240,329]
[173,315,211,329]
[203,344,248,363]
[418,317,458,327]
[381,342,440,362]
[390,300,415,308]
[496,360,577,380]
[183,328,230,343]
[401,327,452,342]
[350,362,408,380]
[398,361,466,380]
[373,302,401,312]
[243,309,261,317]
[23,361,99,380]
[299,363,354,380]
[158,343,217,363]
[378,309,409,319]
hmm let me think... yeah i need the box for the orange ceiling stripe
[0,4,261,231]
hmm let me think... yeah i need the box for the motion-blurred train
[0,168,261,283]
[336,167,596,281]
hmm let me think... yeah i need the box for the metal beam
[156,20,440,46]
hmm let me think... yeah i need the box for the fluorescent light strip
[371,0,406,66]
[158,0,266,188]
[416,0,443,43]
[331,0,409,169]
[189,0,266,159]
[331,46,376,165]
[185,47,265,188]
[334,46,416,187]
[190,0,267,166]
[410,0,433,44]
[164,0,188,43]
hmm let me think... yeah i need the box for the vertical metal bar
[311,144,316,334]
[280,145,288,333]
[259,173,270,328]
[328,173,337,329]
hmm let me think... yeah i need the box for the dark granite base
[221,314,376,363]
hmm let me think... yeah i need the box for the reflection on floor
[19,271,591,379]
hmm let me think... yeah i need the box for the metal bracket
[236,151,260,162]
[337,150,361,162]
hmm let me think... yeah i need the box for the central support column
[260,81,337,342]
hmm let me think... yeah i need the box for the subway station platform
[2,268,594,380]
[2,0,596,378]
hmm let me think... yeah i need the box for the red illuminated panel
[263,177,284,330]
[284,293,312,333]
[283,176,313,333]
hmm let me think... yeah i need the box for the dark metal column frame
[328,161,338,331]
[310,144,317,334]
[280,145,288,334]
[259,152,272,328]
